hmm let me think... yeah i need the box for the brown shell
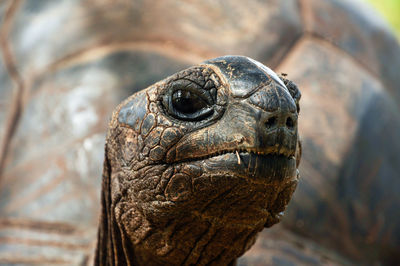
[0,0,399,265]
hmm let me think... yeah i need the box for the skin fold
[95,55,301,266]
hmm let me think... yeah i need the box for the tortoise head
[95,55,301,265]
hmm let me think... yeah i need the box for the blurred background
[0,0,399,265]
[366,0,400,39]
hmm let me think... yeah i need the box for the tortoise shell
[0,0,399,265]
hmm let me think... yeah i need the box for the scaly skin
[95,56,301,266]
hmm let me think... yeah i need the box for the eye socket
[172,90,208,114]
[162,81,215,122]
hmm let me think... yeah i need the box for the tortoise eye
[172,90,208,114]
[162,81,214,122]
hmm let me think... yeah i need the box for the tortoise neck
[125,216,262,266]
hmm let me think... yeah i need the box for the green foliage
[366,0,400,39]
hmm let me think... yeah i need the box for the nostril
[286,117,295,129]
[265,116,277,129]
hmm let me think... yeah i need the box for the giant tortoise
[0,0,399,265]
[95,55,302,265]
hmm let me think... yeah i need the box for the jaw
[146,151,298,229]
[201,151,297,183]
[117,150,298,231]
[187,152,298,226]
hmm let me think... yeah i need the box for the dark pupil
[172,90,207,114]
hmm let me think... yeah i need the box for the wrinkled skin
[95,56,301,265]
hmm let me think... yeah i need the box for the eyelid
[170,80,214,105]
[172,106,214,121]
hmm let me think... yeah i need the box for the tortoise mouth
[171,146,295,164]
[195,149,297,183]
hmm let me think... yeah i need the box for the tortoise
[95,55,302,265]
[0,0,399,265]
